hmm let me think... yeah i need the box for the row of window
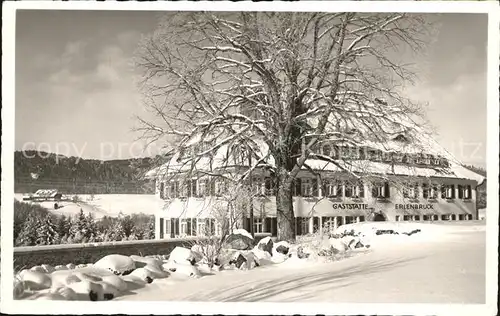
[403,183,472,200]
[395,214,474,221]
[159,178,472,201]
[314,144,450,167]
[160,212,476,239]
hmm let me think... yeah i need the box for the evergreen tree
[106,220,126,241]
[36,214,60,245]
[15,216,40,246]
[85,212,98,241]
[120,215,135,238]
[69,209,88,242]
[56,215,70,238]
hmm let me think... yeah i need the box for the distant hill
[14,151,167,194]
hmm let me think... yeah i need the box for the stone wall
[14,233,271,271]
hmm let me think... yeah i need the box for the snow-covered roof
[303,159,484,182]
[146,100,485,184]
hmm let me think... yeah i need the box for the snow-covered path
[115,226,485,303]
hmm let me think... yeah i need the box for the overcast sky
[15,11,488,168]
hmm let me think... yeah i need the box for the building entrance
[372,213,387,222]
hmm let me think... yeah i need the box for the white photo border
[1,1,499,315]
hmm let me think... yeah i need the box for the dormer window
[382,151,392,162]
[322,144,332,157]
[393,152,404,163]
[368,149,382,161]
[393,134,408,142]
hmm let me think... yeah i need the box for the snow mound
[169,246,198,265]
[232,229,254,240]
[94,254,136,275]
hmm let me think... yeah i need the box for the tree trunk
[276,169,295,241]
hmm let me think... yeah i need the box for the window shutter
[423,184,429,199]
[451,185,455,198]
[313,217,320,233]
[359,183,365,198]
[312,178,318,197]
[372,184,378,198]
[296,217,303,236]
[384,182,390,198]
[271,218,278,237]
[458,185,463,199]
[336,182,343,197]
[174,219,179,237]
[186,219,192,235]
[294,178,302,197]
[192,218,197,236]
[159,182,165,199]
[159,218,164,239]
[210,219,216,235]
[265,217,272,233]
[322,180,328,197]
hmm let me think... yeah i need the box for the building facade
[148,139,485,239]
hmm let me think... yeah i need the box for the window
[264,178,274,196]
[301,178,318,197]
[441,214,449,220]
[296,217,310,236]
[441,185,455,199]
[178,181,189,198]
[253,218,264,233]
[171,181,179,198]
[433,215,439,221]
[180,219,188,236]
[345,216,355,224]
[403,215,411,221]
[403,183,419,199]
[423,215,430,221]
[198,179,211,197]
[323,179,342,197]
[322,216,335,232]
[215,179,227,197]
[423,183,438,199]
[197,221,206,236]
[322,144,332,156]
[372,182,390,198]
[344,182,354,198]
[251,177,263,195]
[393,153,404,163]
[368,150,382,161]
[359,216,365,222]
[382,152,392,162]
[458,185,472,200]
[458,214,465,221]
[395,215,401,221]
[414,215,420,221]
[402,154,413,164]
[451,214,456,221]
[187,180,197,197]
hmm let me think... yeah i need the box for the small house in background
[27,189,63,201]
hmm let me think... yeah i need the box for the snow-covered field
[14,194,159,219]
[15,221,486,304]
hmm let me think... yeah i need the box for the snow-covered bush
[93,254,136,275]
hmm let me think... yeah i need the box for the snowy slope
[112,222,485,303]
[14,194,160,219]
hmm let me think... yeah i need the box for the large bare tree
[135,12,433,241]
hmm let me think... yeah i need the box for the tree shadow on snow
[184,255,427,302]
